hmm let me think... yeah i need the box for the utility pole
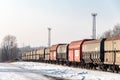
[48,27,51,47]
[92,13,97,39]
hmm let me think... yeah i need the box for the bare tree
[100,30,112,38]
[100,24,120,38]
[1,35,18,61]
[112,24,120,37]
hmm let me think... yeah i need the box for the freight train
[21,37,120,72]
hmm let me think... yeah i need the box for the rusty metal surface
[50,44,66,60]
[82,39,103,52]
[105,39,120,51]
[45,48,50,54]
[57,44,68,54]
[68,39,92,62]
[36,48,45,55]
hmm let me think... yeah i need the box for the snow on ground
[0,62,54,80]
[11,62,120,80]
[0,61,119,80]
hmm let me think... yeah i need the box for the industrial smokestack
[92,13,97,39]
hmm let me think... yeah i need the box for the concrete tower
[92,13,97,39]
[48,27,51,47]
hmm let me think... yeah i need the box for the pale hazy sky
[0,0,120,47]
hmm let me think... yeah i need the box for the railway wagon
[22,53,26,61]
[25,52,29,61]
[32,50,37,61]
[25,52,28,61]
[57,44,69,65]
[27,52,31,61]
[82,39,105,69]
[30,51,33,61]
[104,37,120,72]
[50,44,59,63]
[36,49,40,61]
[26,51,30,61]
[50,44,66,63]
[68,39,91,66]
[36,48,45,62]
[29,51,32,61]
[44,48,50,63]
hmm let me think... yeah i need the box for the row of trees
[1,35,18,61]
[100,24,120,38]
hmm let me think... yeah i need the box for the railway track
[52,63,120,74]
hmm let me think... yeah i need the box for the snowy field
[0,62,120,80]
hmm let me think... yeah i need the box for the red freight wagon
[50,44,58,61]
[50,44,66,63]
[68,39,92,64]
